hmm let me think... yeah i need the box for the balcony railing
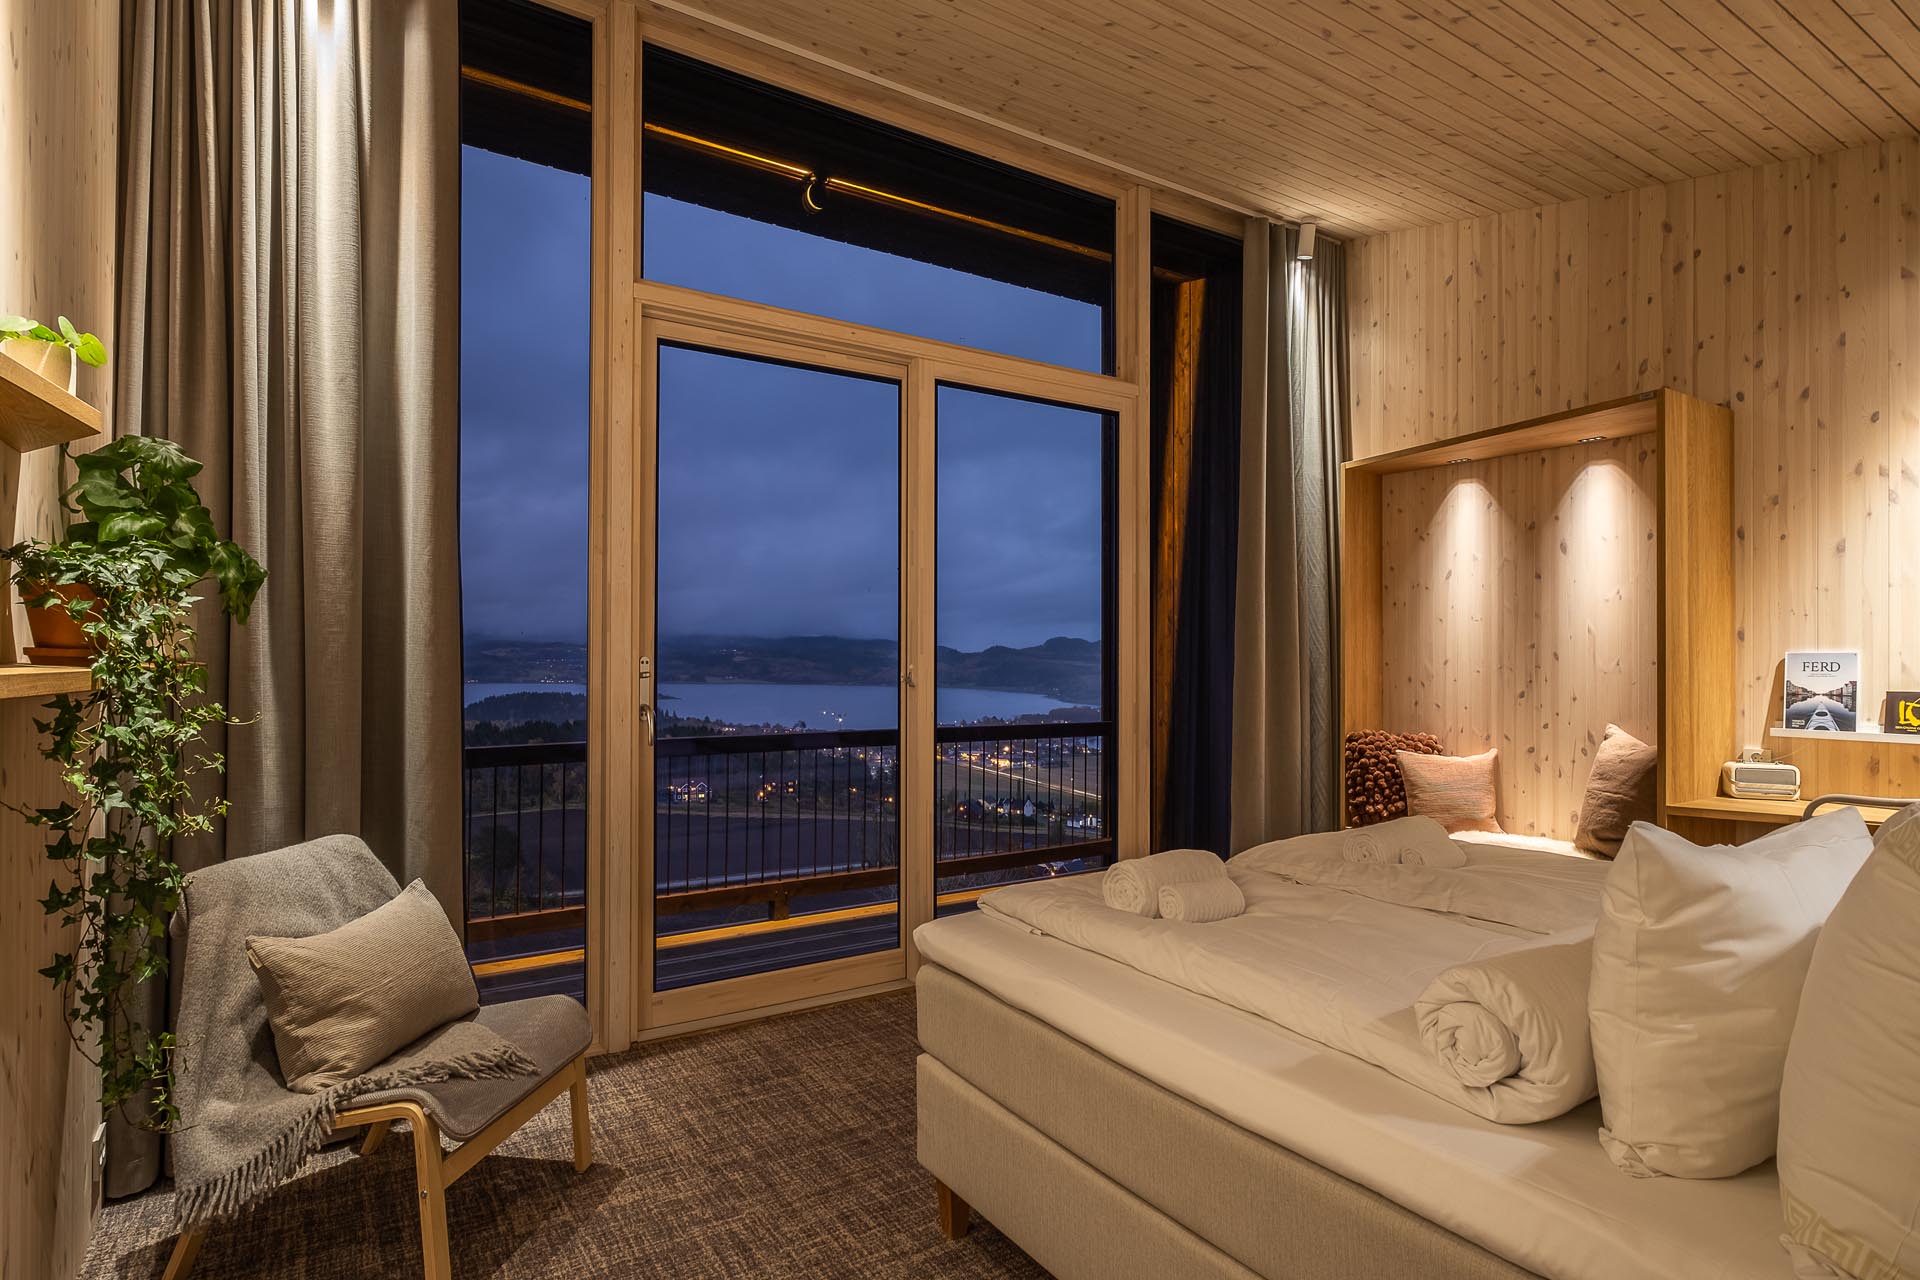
[463,741,588,951]
[462,720,1112,963]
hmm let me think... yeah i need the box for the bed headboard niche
[1339,389,1736,838]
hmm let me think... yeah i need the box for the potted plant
[4,436,265,1130]
[0,313,107,397]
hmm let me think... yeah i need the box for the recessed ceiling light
[1578,435,1606,443]
[1447,457,1472,465]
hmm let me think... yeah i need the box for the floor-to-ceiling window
[457,0,592,1002]
[639,49,1123,1000]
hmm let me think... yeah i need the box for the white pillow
[1777,803,1920,1278]
[1588,810,1874,1178]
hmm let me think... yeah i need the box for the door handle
[639,655,655,745]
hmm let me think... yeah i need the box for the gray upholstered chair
[161,835,593,1280]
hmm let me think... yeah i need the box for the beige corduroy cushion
[247,879,479,1092]
[1397,748,1503,834]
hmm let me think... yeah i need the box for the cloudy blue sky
[459,144,1106,653]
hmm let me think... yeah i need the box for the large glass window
[458,0,592,1002]
[934,386,1115,908]
[642,48,1114,373]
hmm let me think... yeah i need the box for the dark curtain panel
[1151,219,1243,853]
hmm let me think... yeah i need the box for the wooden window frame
[514,0,1160,1051]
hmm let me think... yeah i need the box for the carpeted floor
[83,992,1049,1279]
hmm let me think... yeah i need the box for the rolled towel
[1343,830,1389,863]
[1157,877,1247,923]
[1415,936,1597,1115]
[1391,816,1467,868]
[1102,848,1227,918]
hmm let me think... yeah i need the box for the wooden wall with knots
[0,4,121,1277]
[1349,137,1920,823]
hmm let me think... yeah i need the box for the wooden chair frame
[163,1052,593,1280]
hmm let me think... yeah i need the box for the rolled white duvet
[1157,876,1246,923]
[1102,848,1226,917]
[1415,936,1597,1116]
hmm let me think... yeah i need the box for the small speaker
[1721,760,1801,799]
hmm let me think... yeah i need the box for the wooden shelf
[1343,392,1659,475]
[0,664,91,700]
[1665,795,1899,830]
[0,353,103,452]
[1771,727,1920,745]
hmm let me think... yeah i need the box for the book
[1783,651,1861,731]
[1883,691,1920,735]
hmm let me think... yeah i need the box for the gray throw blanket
[168,835,536,1227]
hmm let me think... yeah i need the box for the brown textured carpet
[84,992,1049,1279]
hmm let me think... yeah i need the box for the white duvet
[979,840,1609,1124]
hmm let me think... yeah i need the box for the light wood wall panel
[1350,137,1920,802]
[0,2,120,1277]
[1379,439,1660,835]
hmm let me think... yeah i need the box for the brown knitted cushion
[1343,730,1444,827]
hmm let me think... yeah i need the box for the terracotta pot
[22,582,98,663]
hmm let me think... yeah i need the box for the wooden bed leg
[359,1119,391,1156]
[162,1226,208,1280]
[936,1180,972,1241]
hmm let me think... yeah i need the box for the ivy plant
[0,313,108,368]
[5,436,265,1130]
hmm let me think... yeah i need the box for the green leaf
[56,315,79,346]
[0,314,35,336]
[73,332,107,367]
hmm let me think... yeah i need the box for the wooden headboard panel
[1341,390,1735,839]
[1376,438,1660,836]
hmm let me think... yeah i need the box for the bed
[912,836,1791,1280]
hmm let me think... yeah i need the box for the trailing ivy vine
[6,437,264,1130]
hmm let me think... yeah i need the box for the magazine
[1783,651,1860,732]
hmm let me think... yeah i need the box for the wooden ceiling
[648,0,1920,236]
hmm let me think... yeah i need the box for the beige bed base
[916,963,1539,1280]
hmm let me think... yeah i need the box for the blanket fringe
[173,1042,539,1229]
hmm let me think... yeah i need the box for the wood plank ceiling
[651,0,1920,236]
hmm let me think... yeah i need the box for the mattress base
[916,963,1535,1280]
[919,1056,1261,1280]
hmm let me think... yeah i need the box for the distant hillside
[464,634,1102,704]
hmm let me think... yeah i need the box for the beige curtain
[1229,220,1346,850]
[112,0,461,1194]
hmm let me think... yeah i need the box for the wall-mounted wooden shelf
[0,664,91,700]
[0,353,103,452]
[1771,727,1919,746]
[1665,794,1899,830]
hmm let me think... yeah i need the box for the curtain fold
[114,0,460,1197]
[1228,220,1346,851]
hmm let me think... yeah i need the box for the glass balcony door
[642,334,912,1021]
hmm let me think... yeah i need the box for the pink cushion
[1397,748,1503,834]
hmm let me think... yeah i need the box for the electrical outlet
[1739,745,1772,763]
